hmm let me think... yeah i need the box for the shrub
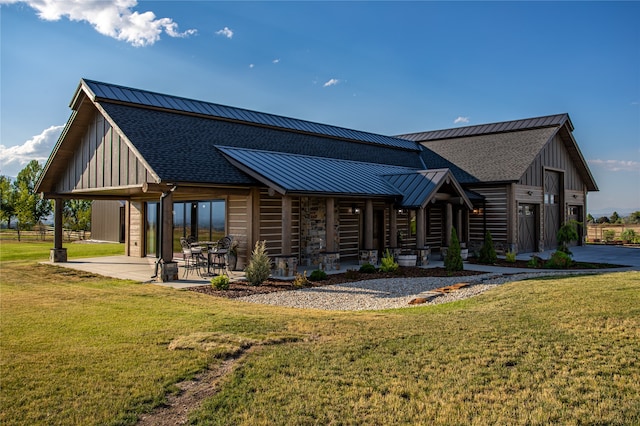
[557,220,581,254]
[478,230,497,264]
[293,271,310,287]
[211,274,230,290]
[359,263,377,274]
[309,269,327,282]
[379,249,399,273]
[244,240,271,286]
[545,251,573,269]
[444,228,464,272]
[527,256,541,268]
[620,229,637,243]
[603,229,616,243]
[505,250,517,263]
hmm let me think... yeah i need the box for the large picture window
[145,199,226,256]
[172,200,226,252]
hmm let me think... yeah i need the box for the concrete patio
[43,244,639,289]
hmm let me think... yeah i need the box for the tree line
[0,160,91,240]
[587,211,640,225]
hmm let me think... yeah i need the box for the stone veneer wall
[300,197,340,267]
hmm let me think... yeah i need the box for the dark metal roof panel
[82,79,418,151]
[383,169,449,208]
[398,113,568,141]
[217,146,413,196]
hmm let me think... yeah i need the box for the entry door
[518,204,537,253]
[567,205,583,247]
[544,171,561,249]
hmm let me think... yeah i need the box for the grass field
[1,243,639,425]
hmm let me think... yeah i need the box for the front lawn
[1,257,638,425]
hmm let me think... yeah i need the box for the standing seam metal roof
[81,79,419,151]
[217,146,412,196]
[397,113,569,141]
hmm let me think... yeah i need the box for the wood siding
[338,200,361,261]
[129,201,143,257]
[259,190,300,257]
[55,111,154,193]
[228,194,250,269]
[520,134,584,191]
[91,200,123,242]
[468,185,508,250]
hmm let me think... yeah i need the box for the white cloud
[249,63,255,68]
[0,125,64,176]
[215,26,233,39]
[454,116,469,124]
[0,0,196,47]
[588,159,640,172]
[323,78,340,87]
[272,58,280,64]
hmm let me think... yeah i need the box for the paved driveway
[517,245,640,270]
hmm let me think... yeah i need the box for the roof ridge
[397,113,569,141]
[79,78,419,151]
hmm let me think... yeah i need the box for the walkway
[44,244,639,289]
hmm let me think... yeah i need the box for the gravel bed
[236,271,584,311]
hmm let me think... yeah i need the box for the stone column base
[50,248,67,263]
[158,261,179,282]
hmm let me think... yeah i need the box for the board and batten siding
[91,200,123,242]
[520,134,585,191]
[55,111,155,193]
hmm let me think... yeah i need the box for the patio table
[192,241,227,276]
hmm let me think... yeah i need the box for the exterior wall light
[352,205,361,215]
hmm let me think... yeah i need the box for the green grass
[0,240,124,262]
[1,243,639,425]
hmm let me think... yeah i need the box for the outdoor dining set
[179,236,233,278]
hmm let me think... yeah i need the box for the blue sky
[1,1,638,216]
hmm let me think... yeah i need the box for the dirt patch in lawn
[187,267,485,298]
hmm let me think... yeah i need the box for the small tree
[64,199,92,239]
[13,161,51,240]
[478,230,497,264]
[444,228,463,272]
[557,220,581,254]
[244,240,271,286]
[0,176,15,229]
[610,211,621,224]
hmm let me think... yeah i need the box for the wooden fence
[586,224,640,243]
[0,226,91,242]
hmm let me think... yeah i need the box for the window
[145,199,226,256]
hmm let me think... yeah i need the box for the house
[398,115,598,254]
[36,79,597,280]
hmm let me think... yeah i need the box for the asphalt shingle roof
[418,127,558,182]
[100,102,425,184]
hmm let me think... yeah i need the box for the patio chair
[180,238,206,278]
[208,236,233,276]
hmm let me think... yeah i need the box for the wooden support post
[161,191,174,263]
[326,197,335,252]
[364,199,373,249]
[445,202,453,246]
[50,198,67,262]
[456,208,462,241]
[389,205,398,247]
[416,207,426,248]
[281,195,292,255]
